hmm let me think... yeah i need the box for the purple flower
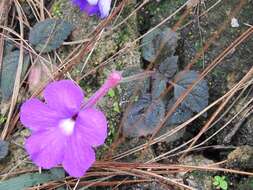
[20,71,122,177]
[72,0,112,19]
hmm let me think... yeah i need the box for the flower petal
[62,133,95,177]
[20,98,63,131]
[85,4,100,16]
[72,0,99,16]
[25,128,66,169]
[87,0,98,5]
[43,80,84,117]
[98,0,111,18]
[75,108,107,147]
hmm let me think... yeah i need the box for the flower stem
[83,71,122,108]
[120,70,155,83]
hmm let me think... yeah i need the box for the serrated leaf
[141,27,178,62]
[0,168,65,190]
[29,19,73,53]
[174,70,209,113]
[123,94,165,137]
[159,56,178,78]
[151,73,167,100]
[166,99,194,125]
[0,50,30,100]
[0,140,9,160]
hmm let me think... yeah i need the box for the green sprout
[52,1,63,18]
[108,89,115,98]
[213,175,228,190]
[0,115,7,125]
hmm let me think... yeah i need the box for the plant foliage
[0,50,30,101]
[29,19,73,53]
[0,140,9,160]
[123,27,209,138]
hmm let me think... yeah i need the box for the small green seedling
[0,115,7,125]
[213,175,228,190]
[108,89,115,98]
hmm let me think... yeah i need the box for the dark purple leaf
[0,140,9,160]
[123,95,165,137]
[159,56,178,78]
[29,19,73,53]
[174,70,209,113]
[141,28,178,62]
[151,73,167,100]
[0,50,30,100]
[166,98,193,125]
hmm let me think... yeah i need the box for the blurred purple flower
[20,71,121,177]
[72,0,112,19]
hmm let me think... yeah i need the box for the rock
[120,181,168,190]
[226,146,253,170]
[116,137,155,163]
[180,154,214,166]
[231,117,253,146]
[178,155,214,190]
[183,171,213,190]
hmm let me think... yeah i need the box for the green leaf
[0,115,7,124]
[0,50,30,100]
[29,19,73,53]
[108,89,115,98]
[213,181,219,186]
[220,180,228,190]
[214,175,222,182]
[0,168,65,190]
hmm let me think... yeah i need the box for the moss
[237,178,253,190]
[227,146,253,170]
[185,171,214,190]
[105,89,121,145]
[115,27,132,46]
[138,0,188,33]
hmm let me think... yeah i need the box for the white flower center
[59,118,75,136]
[87,0,98,5]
